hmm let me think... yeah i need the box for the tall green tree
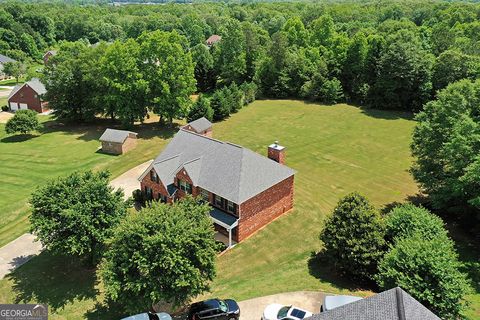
[377,233,470,319]
[30,170,128,264]
[187,94,213,122]
[100,39,148,126]
[411,79,480,213]
[139,30,196,123]
[320,192,386,282]
[2,60,25,83]
[341,32,368,102]
[432,49,480,91]
[191,43,215,92]
[216,19,246,85]
[101,198,217,312]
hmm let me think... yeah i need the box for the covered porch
[210,207,238,249]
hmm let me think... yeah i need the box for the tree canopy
[100,197,217,313]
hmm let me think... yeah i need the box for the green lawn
[0,100,477,319]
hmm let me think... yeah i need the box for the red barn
[138,119,295,248]
[8,78,48,113]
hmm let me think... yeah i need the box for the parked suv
[188,298,240,320]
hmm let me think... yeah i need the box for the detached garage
[8,78,48,113]
[99,129,138,155]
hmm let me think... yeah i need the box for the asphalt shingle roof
[148,129,295,203]
[8,78,46,100]
[0,54,15,64]
[99,128,137,144]
[186,117,212,133]
[308,287,440,320]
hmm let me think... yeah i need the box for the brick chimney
[268,141,286,164]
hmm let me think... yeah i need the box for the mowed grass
[0,116,175,247]
[0,100,478,319]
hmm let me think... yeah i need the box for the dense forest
[1,0,479,113]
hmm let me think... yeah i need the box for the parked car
[320,295,363,312]
[121,311,172,320]
[262,304,313,320]
[188,298,240,320]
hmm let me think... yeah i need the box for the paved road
[0,233,43,279]
[110,160,153,200]
[238,291,324,320]
[0,111,13,123]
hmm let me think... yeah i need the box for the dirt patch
[0,111,13,124]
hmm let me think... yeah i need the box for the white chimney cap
[269,141,285,151]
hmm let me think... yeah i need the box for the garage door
[9,102,18,111]
[19,103,28,110]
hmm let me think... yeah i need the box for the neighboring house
[138,121,295,247]
[206,35,221,47]
[8,78,48,113]
[99,128,138,155]
[182,117,213,137]
[43,50,57,65]
[309,287,440,320]
[0,53,16,79]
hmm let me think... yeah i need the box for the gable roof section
[99,128,137,144]
[308,287,440,320]
[206,35,221,44]
[147,129,295,203]
[43,50,57,57]
[8,78,47,100]
[0,54,15,64]
[186,117,212,133]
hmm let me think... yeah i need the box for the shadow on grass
[358,106,414,121]
[84,301,126,320]
[39,118,179,142]
[380,193,429,214]
[1,134,40,143]
[307,251,374,292]
[6,251,98,312]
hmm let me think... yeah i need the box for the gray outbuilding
[99,128,138,155]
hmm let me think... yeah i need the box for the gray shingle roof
[185,117,212,133]
[309,287,440,320]
[99,128,137,144]
[147,129,295,203]
[8,78,47,100]
[0,54,15,64]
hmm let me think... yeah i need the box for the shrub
[187,94,213,122]
[240,82,257,105]
[1,105,8,111]
[211,88,229,121]
[320,192,386,282]
[319,77,344,104]
[132,189,144,203]
[385,203,448,242]
[101,197,217,312]
[5,109,40,134]
[377,233,470,319]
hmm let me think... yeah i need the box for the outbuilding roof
[308,287,440,320]
[206,35,221,45]
[140,129,295,203]
[8,78,47,100]
[185,117,212,133]
[99,128,137,144]
[0,54,15,64]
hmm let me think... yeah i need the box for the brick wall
[121,136,137,154]
[175,168,198,198]
[140,169,172,203]
[183,125,212,137]
[8,85,44,113]
[237,175,294,241]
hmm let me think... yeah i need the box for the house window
[144,186,153,200]
[200,189,209,202]
[214,194,223,207]
[150,170,159,183]
[179,180,192,194]
[227,200,236,214]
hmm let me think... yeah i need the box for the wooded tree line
[1,1,479,114]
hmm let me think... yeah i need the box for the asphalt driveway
[238,291,324,320]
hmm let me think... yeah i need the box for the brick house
[182,117,213,137]
[138,120,296,247]
[8,78,48,113]
[99,128,138,155]
[43,50,57,65]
